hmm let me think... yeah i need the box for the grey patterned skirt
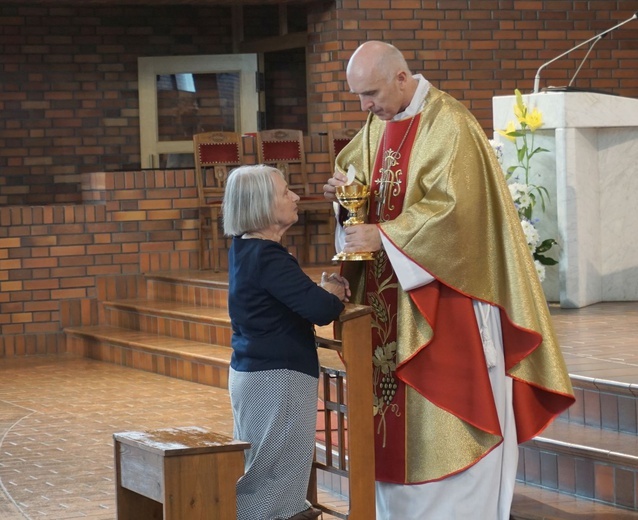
[229,367,319,520]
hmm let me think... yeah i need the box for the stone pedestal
[493,91,638,308]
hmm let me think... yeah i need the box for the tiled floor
[0,355,349,519]
[550,302,638,383]
[0,300,637,519]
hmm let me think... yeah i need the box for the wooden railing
[311,303,376,520]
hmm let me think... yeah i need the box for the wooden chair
[256,129,332,264]
[194,131,243,271]
[328,127,359,171]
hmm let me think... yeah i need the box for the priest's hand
[343,224,382,253]
[323,170,348,202]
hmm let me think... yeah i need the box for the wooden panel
[314,303,376,519]
[114,441,163,520]
[338,307,376,520]
[116,487,163,520]
[163,450,245,520]
[118,443,164,503]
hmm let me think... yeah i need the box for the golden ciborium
[332,183,375,261]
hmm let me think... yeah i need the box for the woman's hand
[320,272,351,302]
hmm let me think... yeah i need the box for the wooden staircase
[65,270,235,388]
[64,270,638,519]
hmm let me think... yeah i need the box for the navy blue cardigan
[228,237,345,378]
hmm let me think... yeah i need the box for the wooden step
[146,270,230,307]
[144,267,334,306]
[65,325,232,388]
[105,299,230,323]
[102,298,232,345]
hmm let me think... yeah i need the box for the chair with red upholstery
[256,129,332,264]
[193,131,243,271]
[327,127,359,171]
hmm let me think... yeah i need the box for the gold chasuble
[336,86,574,485]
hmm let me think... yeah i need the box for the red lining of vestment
[401,281,502,436]
[388,249,574,443]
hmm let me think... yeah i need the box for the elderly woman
[222,164,350,520]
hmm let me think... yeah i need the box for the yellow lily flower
[525,108,543,132]
[494,89,555,277]
[497,121,517,142]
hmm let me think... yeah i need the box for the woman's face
[271,172,300,229]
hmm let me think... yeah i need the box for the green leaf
[536,238,557,253]
[523,207,532,220]
[530,185,550,212]
[517,147,526,163]
[534,253,559,266]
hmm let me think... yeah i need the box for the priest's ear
[395,70,408,85]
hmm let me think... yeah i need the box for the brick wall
[0,4,235,205]
[264,47,308,130]
[0,169,198,356]
[0,135,335,357]
[3,2,637,205]
[308,0,638,132]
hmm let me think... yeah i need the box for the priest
[323,40,575,520]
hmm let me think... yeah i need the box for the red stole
[365,116,422,482]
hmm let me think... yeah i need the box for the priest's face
[348,70,405,121]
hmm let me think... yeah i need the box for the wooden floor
[1,297,638,519]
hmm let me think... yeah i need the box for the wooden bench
[114,426,249,520]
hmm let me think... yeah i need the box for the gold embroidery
[369,250,401,448]
[374,114,418,222]
[375,150,403,222]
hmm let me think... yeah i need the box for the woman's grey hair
[222,164,283,236]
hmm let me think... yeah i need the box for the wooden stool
[114,426,250,520]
